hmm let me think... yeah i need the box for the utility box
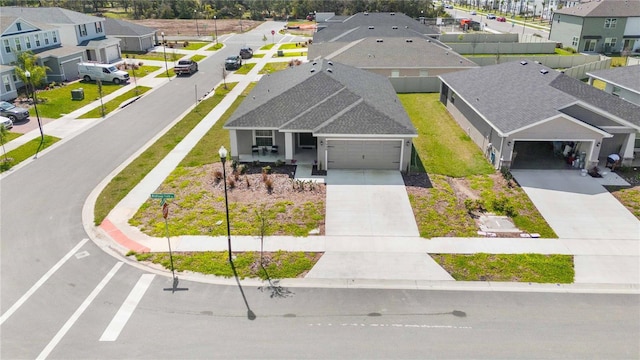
[277,50,284,57]
[71,88,84,100]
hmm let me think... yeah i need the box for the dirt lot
[130,19,263,37]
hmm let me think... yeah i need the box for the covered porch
[230,129,318,165]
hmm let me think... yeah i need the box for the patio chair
[271,145,279,154]
[252,145,259,154]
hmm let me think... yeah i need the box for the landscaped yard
[273,51,307,58]
[235,63,256,74]
[259,62,289,74]
[123,51,182,62]
[125,65,161,78]
[32,81,122,119]
[78,86,151,119]
[183,41,209,50]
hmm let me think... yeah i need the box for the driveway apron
[325,170,420,237]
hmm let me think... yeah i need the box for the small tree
[0,124,10,167]
[14,51,50,90]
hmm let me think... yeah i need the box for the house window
[3,39,10,53]
[44,33,49,45]
[12,74,18,82]
[450,92,456,104]
[391,70,400,77]
[52,32,57,43]
[571,36,578,47]
[604,18,617,28]
[25,36,31,49]
[14,38,21,51]
[604,37,617,50]
[78,24,87,36]
[2,75,12,92]
[16,22,22,31]
[95,22,103,33]
[584,39,597,52]
[254,130,274,147]
[612,86,621,97]
[35,34,40,47]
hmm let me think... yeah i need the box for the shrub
[228,178,235,189]
[183,41,189,48]
[262,172,268,182]
[214,170,223,182]
[238,164,247,175]
[491,196,517,217]
[245,176,251,187]
[231,159,238,172]
[264,178,273,193]
[262,165,272,174]
[275,159,285,167]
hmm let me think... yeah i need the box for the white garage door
[327,140,402,170]
[61,58,82,81]
[105,45,120,63]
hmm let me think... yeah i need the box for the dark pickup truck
[174,59,198,75]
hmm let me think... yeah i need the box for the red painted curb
[100,218,150,253]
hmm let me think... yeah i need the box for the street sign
[271,30,275,35]
[151,193,175,199]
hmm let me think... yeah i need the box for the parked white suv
[78,63,129,84]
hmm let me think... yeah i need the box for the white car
[487,13,496,19]
[470,10,477,15]
[1,115,13,130]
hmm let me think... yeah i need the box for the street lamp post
[194,10,200,37]
[239,8,243,32]
[24,70,44,156]
[218,146,232,262]
[214,15,218,44]
[160,31,169,78]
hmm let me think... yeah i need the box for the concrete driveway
[511,170,639,240]
[325,170,420,237]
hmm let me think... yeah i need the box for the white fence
[440,33,519,43]
[627,57,640,66]
[561,57,612,80]
[389,76,442,93]
[468,54,601,67]
[448,41,556,54]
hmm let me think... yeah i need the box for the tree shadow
[257,264,294,299]
[230,260,256,320]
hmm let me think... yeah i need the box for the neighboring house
[587,64,640,105]
[104,18,156,53]
[308,36,478,92]
[313,12,440,44]
[439,60,640,170]
[224,59,417,171]
[1,7,122,63]
[549,0,640,54]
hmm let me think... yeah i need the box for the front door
[298,133,316,148]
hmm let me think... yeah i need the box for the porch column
[622,132,636,165]
[229,129,239,160]
[285,132,294,160]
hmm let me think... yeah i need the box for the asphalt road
[445,8,550,37]
[1,21,639,360]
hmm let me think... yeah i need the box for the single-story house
[439,60,640,169]
[104,18,156,53]
[224,59,417,171]
[587,64,640,106]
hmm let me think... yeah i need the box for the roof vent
[312,61,317,65]
[327,68,333,73]
[364,11,369,15]
[520,60,528,65]
[376,39,383,42]
[392,26,398,29]
[405,39,413,43]
[390,12,395,15]
[405,26,409,28]
[445,52,449,55]
[540,69,549,74]
[310,68,316,73]
[328,60,333,65]
[368,26,374,29]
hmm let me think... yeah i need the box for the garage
[105,45,120,63]
[511,141,591,169]
[327,139,402,170]
[61,57,82,81]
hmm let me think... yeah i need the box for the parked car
[240,47,253,59]
[174,59,198,76]
[78,63,129,84]
[445,4,454,8]
[0,115,13,130]
[470,10,477,15]
[497,16,507,22]
[225,56,242,70]
[486,13,496,19]
[0,101,29,122]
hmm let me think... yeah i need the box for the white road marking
[0,238,89,325]
[36,262,123,360]
[99,274,155,342]
[74,251,90,259]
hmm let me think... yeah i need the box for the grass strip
[130,251,319,280]
[1,135,60,172]
[235,63,256,75]
[259,62,289,74]
[205,43,224,51]
[35,82,121,119]
[78,86,151,119]
[183,42,208,50]
[273,51,307,58]
[125,65,161,79]
[259,44,275,50]
[155,68,176,78]
[190,55,206,62]
[93,83,237,225]
[431,253,574,283]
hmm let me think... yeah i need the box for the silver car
[0,101,29,122]
[0,115,13,130]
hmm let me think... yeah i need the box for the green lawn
[205,43,224,51]
[252,54,265,58]
[399,93,494,177]
[431,253,575,283]
[278,43,308,50]
[183,42,209,50]
[155,68,176,78]
[3,132,22,142]
[125,65,161,79]
[131,250,319,280]
[234,63,256,75]
[94,83,238,225]
[259,62,289,74]
[0,135,60,172]
[124,51,181,62]
[78,86,151,119]
[273,51,308,58]
[259,44,275,50]
[190,55,206,62]
[34,82,122,119]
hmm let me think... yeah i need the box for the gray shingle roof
[225,59,416,136]
[586,65,640,94]
[0,7,103,25]
[439,60,640,135]
[104,18,156,37]
[554,0,640,17]
[314,12,440,43]
[309,37,477,68]
[0,15,55,34]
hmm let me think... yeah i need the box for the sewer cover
[478,215,519,233]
